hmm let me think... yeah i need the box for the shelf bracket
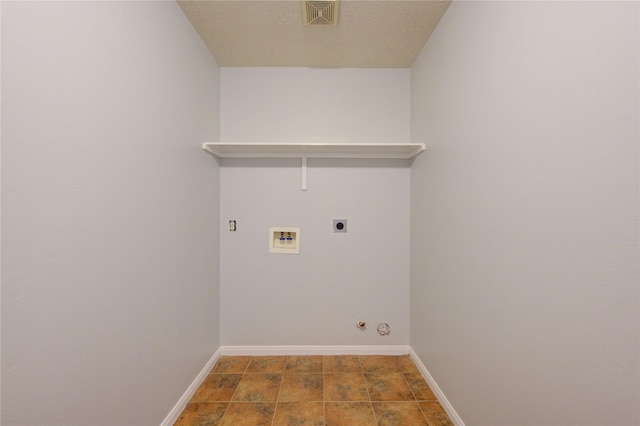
[301,156,308,191]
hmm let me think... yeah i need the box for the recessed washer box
[269,227,300,254]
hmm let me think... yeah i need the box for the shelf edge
[201,142,426,159]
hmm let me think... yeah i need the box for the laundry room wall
[410,1,639,425]
[1,2,221,424]
[219,68,411,346]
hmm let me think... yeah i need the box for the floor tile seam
[246,355,289,374]
[241,356,251,374]
[354,355,371,402]
[325,401,377,424]
[417,400,436,426]
[362,370,399,374]
[234,398,430,403]
[190,397,436,404]
[370,403,430,426]
[360,372,373,403]
[279,398,326,402]
[283,355,294,373]
[368,401,379,425]
[322,358,326,426]
[368,397,422,402]
[358,356,378,425]
[402,370,421,402]
[216,396,233,424]
[212,358,250,424]
[270,361,287,426]
[365,370,419,402]
[224,365,250,407]
[207,372,244,375]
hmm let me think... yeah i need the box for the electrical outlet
[333,219,347,233]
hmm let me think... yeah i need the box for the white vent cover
[303,0,339,26]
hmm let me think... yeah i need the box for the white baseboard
[160,348,221,426]
[220,345,411,356]
[408,348,465,426]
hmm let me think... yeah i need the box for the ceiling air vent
[303,0,339,26]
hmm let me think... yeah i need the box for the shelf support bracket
[301,156,308,191]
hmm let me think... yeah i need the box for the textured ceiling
[178,0,451,68]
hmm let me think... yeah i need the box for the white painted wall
[221,68,410,143]
[410,2,639,425]
[220,68,411,345]
[1,2,220,425]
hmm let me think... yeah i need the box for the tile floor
[175,355,454,426]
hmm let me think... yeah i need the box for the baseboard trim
[160,348,221,426]
[408,348,465,426]
[220,345,411,356]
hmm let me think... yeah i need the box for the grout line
[322,355,326,426]
[358,355,378,425]
[323,400,420,402]
[212,357,236,424]
[270,355,287,426]
[401,358,434,425]
[417,401,432,426]
[402,368,433,424]
[402,371,419,402]
[220,355,254,420]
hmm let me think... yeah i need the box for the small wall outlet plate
[269,227,300,254]
[333,219,347,233]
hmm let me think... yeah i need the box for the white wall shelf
[202,142,426,190]
[202,142,425,160]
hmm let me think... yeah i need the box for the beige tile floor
[175,355,454,426]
